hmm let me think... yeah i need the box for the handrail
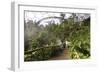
[25,45,61,54]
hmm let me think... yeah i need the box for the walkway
[49,48,70,60]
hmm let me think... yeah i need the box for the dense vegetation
[24,13,90,61]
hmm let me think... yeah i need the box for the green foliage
[68,20,90,59]
[24,13,90,61]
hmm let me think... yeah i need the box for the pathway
[49,48,70,60]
